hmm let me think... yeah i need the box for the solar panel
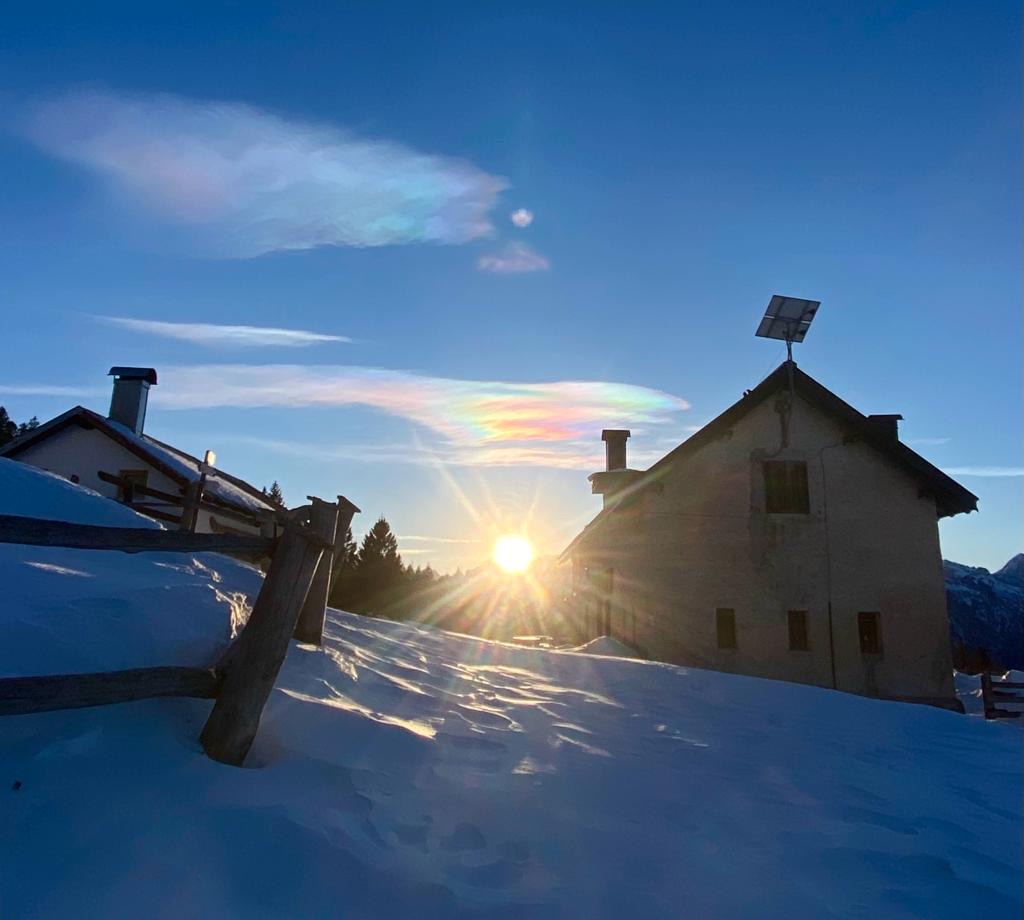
[755,295,820,345]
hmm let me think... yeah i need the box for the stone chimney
[590,429,642,508]
[602,429,631,471]
[866,414,902,443]
[108,367,158,435]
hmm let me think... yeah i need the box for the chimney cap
[867,413,903,422]
[601,429,631,441]
[108,367,158,385]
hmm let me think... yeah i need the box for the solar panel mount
[755,295,821,361]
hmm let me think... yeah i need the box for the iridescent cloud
[510,208,534,228]
[95,316,351,348]
[151,364,689,468]
[478,242,550,274]
[24,89,507,257]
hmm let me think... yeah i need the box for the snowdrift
[1,460,1021,918]
[0,458,262,676]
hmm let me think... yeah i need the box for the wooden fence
[980,672,1024,720]
[97,470,272,534]
[0,494,359,766]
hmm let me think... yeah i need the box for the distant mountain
[945,554,1023,671]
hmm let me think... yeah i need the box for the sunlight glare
[492,535,534,574]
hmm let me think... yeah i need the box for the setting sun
[492,535,535,574]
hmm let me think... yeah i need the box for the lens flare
[492,535,534,574]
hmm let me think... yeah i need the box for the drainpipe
[818,441,844,691]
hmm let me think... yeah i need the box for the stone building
[561,361,977,708]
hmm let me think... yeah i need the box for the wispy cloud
[906,437,951,447]
[0,384,101,398]
[944,466,1023,478]
[151,365,689,468]
[95,316,351,348]
[24,89,507,257]
[478,241,550,274]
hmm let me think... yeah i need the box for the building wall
[571,391,956,702]
[11,425,263,537]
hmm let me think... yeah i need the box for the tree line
[328,515,439,619]
[0,408,40,446]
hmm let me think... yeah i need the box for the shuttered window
[764,460,809,514]
[788,610,809,651]
[716,608,737,649]
[858,612,882,654]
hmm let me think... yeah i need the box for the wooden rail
[980,673,1024,720]
[0,667,220,716]
[0,514,273,556]
[0,496,358,767]
[97,470,273,531]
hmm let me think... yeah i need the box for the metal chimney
[107,367,158,435]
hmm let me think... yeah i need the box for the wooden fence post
[331,495,364,590]
[200,525,325,765]
[293,497,340,645]
[328,496,361,594]
[179,479,203,532]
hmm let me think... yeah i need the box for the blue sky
[0,1,1019,571]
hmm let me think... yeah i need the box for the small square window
[117,469,149,502]
[858,612,882,655]
[788,610,809,650]
[716,608,737,650]
[764,460,809,514]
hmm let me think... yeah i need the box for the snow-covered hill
[1,459,1021,918]
[946,554,1024,670]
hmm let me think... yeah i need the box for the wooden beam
[0,666,220,716]
[0,514,274,556]
[200,526,324,765]
[97,470,184,504]
[328,495,360,593]
[293,497,340,645]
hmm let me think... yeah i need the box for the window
[591,565,614,595]
[716,608,737,649]
[858,612,882,654]
[116,469,149,502]
[764,460,809,514]
[788,610,809,651]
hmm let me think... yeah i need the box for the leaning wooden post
[328,496,361,594]
[200,525,325,766]
[293,497,340,645]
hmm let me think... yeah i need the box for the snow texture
[0,458,262,676]
[571,635,642,658]
[1,460,1021,918]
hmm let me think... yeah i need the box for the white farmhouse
[1,367,278,536]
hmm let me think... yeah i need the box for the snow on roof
[137,430,276,514]
[100,416,276,514]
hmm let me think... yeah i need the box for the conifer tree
[0,407,17,446]
[16,416,40,435]
[262,481,285,507]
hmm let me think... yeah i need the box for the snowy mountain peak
[995,553,1024,588]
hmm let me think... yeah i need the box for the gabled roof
[0,406,276,516]
[561,362,978,560]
